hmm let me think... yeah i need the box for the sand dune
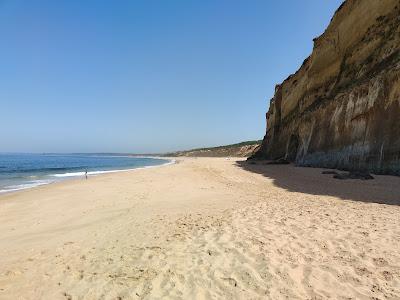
[0,158,399,299]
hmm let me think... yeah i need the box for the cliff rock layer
[253,0,400,175]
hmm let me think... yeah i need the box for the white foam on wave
[0,180,54,194]
[52,171,85,178]
[51,159,176,178]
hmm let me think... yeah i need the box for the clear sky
[1,0,343,153]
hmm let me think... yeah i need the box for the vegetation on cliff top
[163,140,262,157]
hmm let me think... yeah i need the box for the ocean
[0,153,171,194]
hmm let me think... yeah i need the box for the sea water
[0,153,171,193]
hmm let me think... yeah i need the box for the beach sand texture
[0,158,399,299]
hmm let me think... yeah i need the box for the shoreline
[1,157,399,299]
[0,157,175,196]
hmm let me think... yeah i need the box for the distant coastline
[161,140,262,158]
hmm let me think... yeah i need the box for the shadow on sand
[236,160,400,206]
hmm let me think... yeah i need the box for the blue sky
[0,0,343,153]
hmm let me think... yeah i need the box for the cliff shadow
[236,161,400,206]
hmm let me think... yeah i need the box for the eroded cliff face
[253,0,400,175]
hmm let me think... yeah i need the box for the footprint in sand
[373,257,388,267]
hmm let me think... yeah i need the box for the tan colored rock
[253,0,400,175]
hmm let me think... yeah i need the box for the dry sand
[0,157,399,299]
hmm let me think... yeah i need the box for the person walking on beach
[85,170,88,180]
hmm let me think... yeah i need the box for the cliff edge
[252,0,400,175]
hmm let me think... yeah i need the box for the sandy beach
[0,157,399,299]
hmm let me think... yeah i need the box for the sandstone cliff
[252,0,400,175]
